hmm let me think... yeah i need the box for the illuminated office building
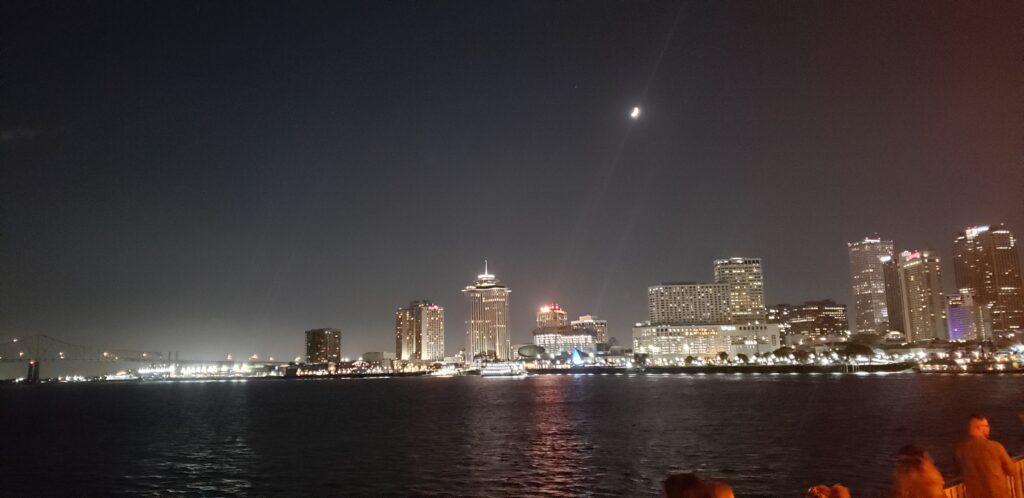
[395,300,445,361]
[536,303,568,328]
[714,257,766,324]
[463,262,511,360]
[953,224,1024,336]
[786,300,849,337]
[531,304,596,355]
[305,328,342,364]
[898,250,947,342]
[571,314,608,343]
[847,236,895,334]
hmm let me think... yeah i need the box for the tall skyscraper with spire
[847,236,895,334]
[462,262,511,361]
[952,224,1024,336]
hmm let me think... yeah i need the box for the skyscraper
[395,301,445,361]
[305,328,342,364]
[898,250,947,342]
[713,258,766,324]
[847,237,895,334]
[647,283,731,325]
[881,256,904,335]
[463,262,511,361]
[952,224,1024,336]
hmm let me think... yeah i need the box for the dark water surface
[1,373,1022,497]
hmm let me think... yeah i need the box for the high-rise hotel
[463,263,511,361]
[953,224,1024,336]
[847,236,894,334]
[714,257,766,324]
[897,250,947,342]
[647,283,732,325]
[305,328,342,364]
[395,300,445,361]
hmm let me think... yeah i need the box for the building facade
[946,291,993,342]
[463,263,511,361]
[305,328,342,364]
[952,224,1024,336]
[847,236,895,334]
[533,329,597,356]
[536,303,569,328]
[395,300,445,361]
[898,250,948,342]
[786,300,849,337]
[648,283,731,325]
[632,322,780,361]
[767,304,794,335]
[881,256,904,335]
[714,257,766,324]
[571,314,608,343]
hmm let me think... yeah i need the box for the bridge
[0,334,165,363]
[0,334,289,382]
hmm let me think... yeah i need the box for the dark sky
[2,1,1022,360]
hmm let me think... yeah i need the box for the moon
[630,106,641,120]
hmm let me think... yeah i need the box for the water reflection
[525,375,589,496]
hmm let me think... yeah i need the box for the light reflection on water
[0,374,1021,497]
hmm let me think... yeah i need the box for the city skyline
[2,1,1022,359]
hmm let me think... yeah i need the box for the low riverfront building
[632,322,780,363]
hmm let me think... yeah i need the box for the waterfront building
[462,262,511,361]
[632,322,780,362]
[647,283,731,325]
[571,314,608,343]
[952,224,1024,336]
[536,303,568,328]
[305,328,342,364]
[362,351,396,369]
[847,236,895,334]
[531,305,597,355]
[395,300,445,361]
[898,250,948,342]
[786,300,849,337]
[714,257,766,324]
[946,291,993,341]
[766,304,793,335]
[881,256,904,335]
[532,328,596,356]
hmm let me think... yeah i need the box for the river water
[1,373,1021,497]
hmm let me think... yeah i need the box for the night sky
[2,1,1022,360]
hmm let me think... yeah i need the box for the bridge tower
[26,359,40,384]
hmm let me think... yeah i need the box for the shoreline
[8,360,1024,384]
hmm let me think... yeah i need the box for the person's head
[896,445,932,462]
[704,481,735,498]
[663,473,705,498]
[967,414,990,438]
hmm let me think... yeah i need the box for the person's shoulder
[983,438,1008,451]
